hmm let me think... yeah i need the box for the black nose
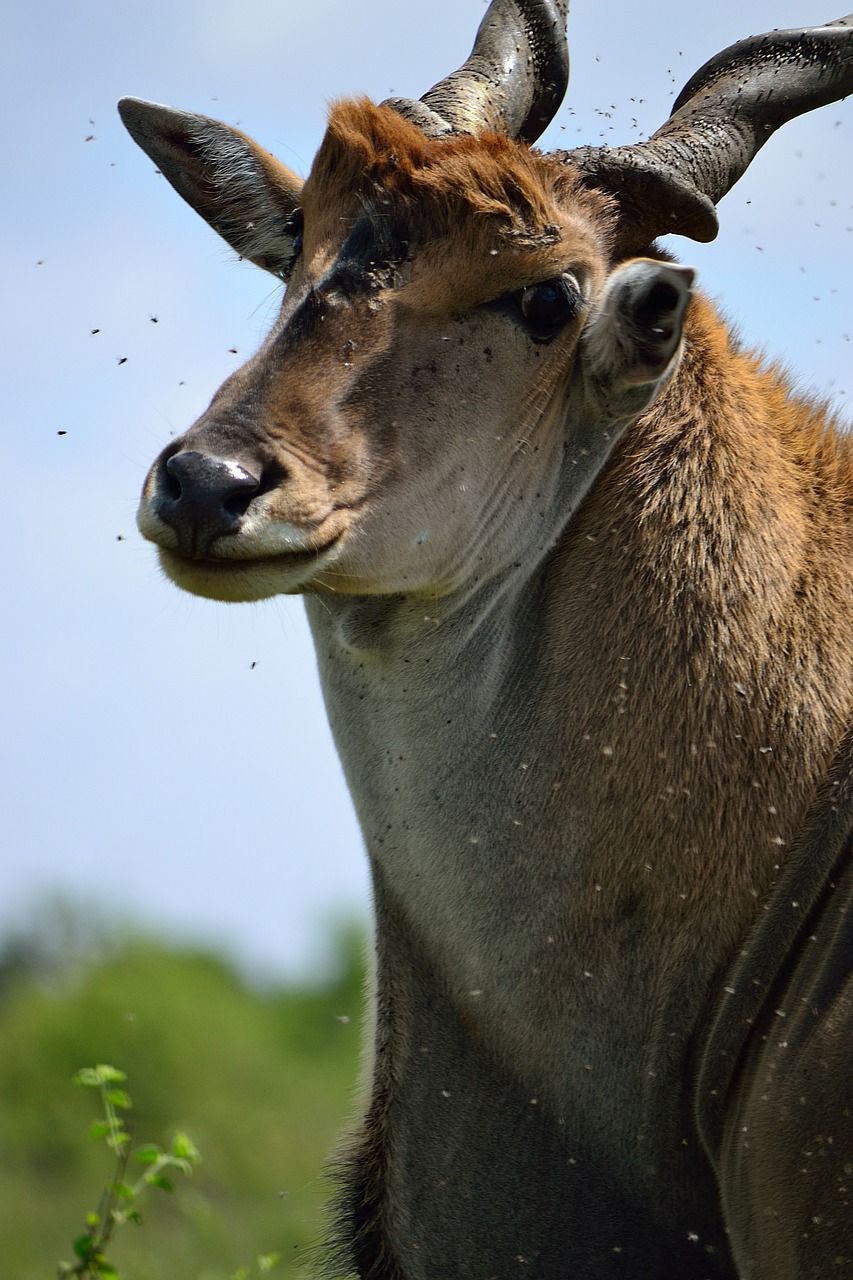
[158,450,261,546]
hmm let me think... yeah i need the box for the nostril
[223,485,257,518]
[158,450,262,541]
[161,456,183,503]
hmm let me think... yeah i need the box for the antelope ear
[580,259,695,422]
[118,97,304,277]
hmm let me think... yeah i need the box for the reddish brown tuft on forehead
[301,97,615,257]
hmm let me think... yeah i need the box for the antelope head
[121,3,853,605]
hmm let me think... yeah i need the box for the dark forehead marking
[278,206,410,349]
[335,201,411,285]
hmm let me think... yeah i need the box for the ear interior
[118,97,304,276]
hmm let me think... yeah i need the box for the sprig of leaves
[229,1254,282,1279]
[58,1064,200,1279]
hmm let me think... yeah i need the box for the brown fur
[300,100,617,305]
[127,86,853,1280]
[547,290,853,952]
[309,99,615,245]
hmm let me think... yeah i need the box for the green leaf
[107,1089,132,1110]
[171,1131,201,1163]
[258,1254,281,1272]
[145,1173,174,1192]
[111,1181,135,1200]
[95,1065,127,1084]
[73,1232,94,1260]
[89,1121,110,1140]
[133,1145,162,1164]
[73,1068,103,1088]
[74,1064,127,1087]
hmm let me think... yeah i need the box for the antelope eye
[517,275,582,340]
[281,208,304,278]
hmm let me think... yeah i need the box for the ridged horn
[564,13,853,249]
[384,0,569,144]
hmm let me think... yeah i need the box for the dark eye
[281,208,304,279]
[517,274,582,341]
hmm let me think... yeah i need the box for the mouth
[154,534,345,602]
[185,531,344,568]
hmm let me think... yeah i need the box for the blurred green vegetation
[0,904,367,1279]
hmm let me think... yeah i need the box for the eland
[119,3,853,1275]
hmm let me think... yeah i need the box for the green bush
[0,911,366,1280]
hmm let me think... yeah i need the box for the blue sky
[2,0,851,980]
